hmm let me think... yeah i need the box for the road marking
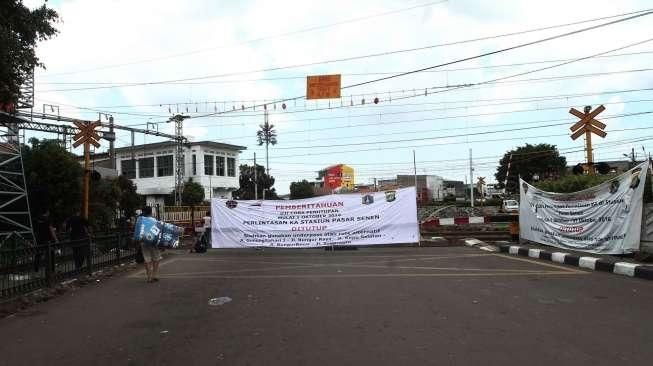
[492,253,585,273]
[152,271,585,279]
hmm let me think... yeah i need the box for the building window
[157,155,173,177]
[120,159,136,179]
[227,157,236,177]
[192,154,197,175]
[138,157,154,178]
[204,155,214,175]
[216,156,225,176]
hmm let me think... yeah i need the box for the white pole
[469,148,474,208]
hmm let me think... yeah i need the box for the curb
[463,238,498,252]
[497,244,653,280]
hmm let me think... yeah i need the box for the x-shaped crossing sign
[72,120,101,148]
[569,105,607,140]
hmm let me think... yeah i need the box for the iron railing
[0,232,135,299]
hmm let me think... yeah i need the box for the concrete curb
[463,238,498,252]
[497,244,653,280]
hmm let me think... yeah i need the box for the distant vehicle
[502,199,519,213]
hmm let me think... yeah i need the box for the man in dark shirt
[66,211,90,270]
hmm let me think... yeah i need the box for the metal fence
[0,232,135,299]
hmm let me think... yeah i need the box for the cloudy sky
[24,0,653,194]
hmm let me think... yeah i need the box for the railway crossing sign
[569,105,607,173]
[72,120,102,219]
[72,120,101,148]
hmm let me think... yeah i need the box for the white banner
[211,187,419,248]
[520,162,649,254]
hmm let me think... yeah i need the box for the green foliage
[114,175,142,217]
[234,164,277,199]
[495,143,567,194]
[182,179,205,206]
[535,174,613,193]
[289,180,314,199]
[89,176,143,232]
[89,178,119,232]
[23,138,82,225]
[1,1,59,104]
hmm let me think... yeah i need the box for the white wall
[117,143,241,201]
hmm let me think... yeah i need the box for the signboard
[306,74,341,100]
[211,187,419,248]
[519,162,649,254]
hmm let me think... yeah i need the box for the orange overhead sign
[306,74,341,100]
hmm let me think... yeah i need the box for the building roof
[113,140,247,153]
[318,164,350,172]
[78,140,246,160]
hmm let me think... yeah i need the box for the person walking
[66,211,90,271]
[135,206,162,283]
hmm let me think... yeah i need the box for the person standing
[66,211,90,271]
[33,209,58,273]
[135,206,162,283]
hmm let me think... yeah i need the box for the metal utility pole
[413,150,417,199]
[469,148,474,208]
[503,154,513,194]
[254,153,258,200]
[109,116,115,169]
[169,114,189,206]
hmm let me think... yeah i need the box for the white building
[92,141,246,207]
[396,175,444,203]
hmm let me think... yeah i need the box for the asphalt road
[0,246,652,366]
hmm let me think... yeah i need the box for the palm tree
[256,110,277,176]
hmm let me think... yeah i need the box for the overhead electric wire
[190,11,653,120]
[36,49,653,87]
[41,0,449,77]
[38,8,653,94]
[44,67,653,114]
[240,125,653,159]
[186,100,653,138]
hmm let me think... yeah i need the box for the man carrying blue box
[133,206,162,283]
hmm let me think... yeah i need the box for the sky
[22,0,653,194]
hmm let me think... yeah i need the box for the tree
[89,178,120,232]
[535,174,612,193]
[1,1,59,105]
[165,179,205,206]
[256,112,277,176]
[22,138,82,226]
[182,180,205,206]
[495,143,567,194]
[114,175,142,217]
[290,180,314,199]
[234,164,277,200]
